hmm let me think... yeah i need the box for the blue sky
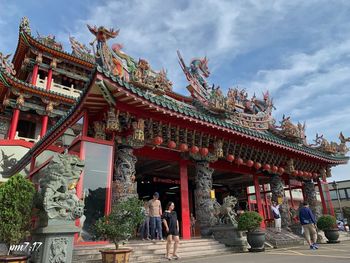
[1,0,350,181]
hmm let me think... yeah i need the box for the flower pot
[324,229,340,243]
[0,255,29,263]
[247,231,265,252]
[100,248,132,263]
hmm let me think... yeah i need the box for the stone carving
[93,121,106,140]
[212,195,238,226]
[270,174,291,227]
[194,161,215,235]
[69,36,94,62]
[19,17,31,34]
[310,132,350,156]
[0,52,16,75]
[285,159,295,175]
[304,180,322,220]
[37,153,84,221]
[49,237,68,263]
[0,150,17,175]
[113,146,138,202]
[269,115,306,144]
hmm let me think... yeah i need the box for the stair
[265,228,304,248]
[73,238,233,263]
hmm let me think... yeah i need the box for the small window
[17,120,36,139]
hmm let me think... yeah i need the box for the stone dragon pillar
[194,161,216,236]
[304,180,322,220]
[113,145,138,203]
[270,174,291,228]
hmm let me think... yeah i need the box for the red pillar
[317,179,328,214]
[40,68,53,137]
[31,64,39,85]
[253,174,266,228]
[323,178,335,216]
[180,160,191,239]
[8,108,20,140]
[82,110,89,136]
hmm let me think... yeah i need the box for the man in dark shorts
[162,201,180,260]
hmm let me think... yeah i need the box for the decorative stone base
[210,225,247,252]
[30,221,80,263]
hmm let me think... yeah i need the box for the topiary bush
[237,211,263,232]
[0,174,35,250]
[94,197,144,250]
[317,215,337,231]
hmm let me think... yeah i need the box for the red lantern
[299,171,304,177]
[168,141,176,149]
[190,146,199,154]
[226,154,235,162]
[235,158,243,165]
[292,170,298,176]
[278,167,285,175]
[200,147,209,156]
[263,164,271,171]
[246,160,254,167]
[254,162,262,169]
[179,143,188,152]
[153,136,163,146]
[272,166,278,173]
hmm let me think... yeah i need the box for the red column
[82,111,89,136]
[317,179,328,214]
[180,160,191,239]
[253,174,266,228]
[31,64,39,85]
[8,108,20,140]
[323,178,335,216]
[40,68,53,137]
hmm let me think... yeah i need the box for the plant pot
[247,231,265,252]
[0,255,29,263]
[324,229,340,243]
[100,248,132,263]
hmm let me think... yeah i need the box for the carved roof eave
[96,68,348,165]
[13,30,95,70]
[0,68,76,105]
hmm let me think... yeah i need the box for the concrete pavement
[178,241,350,263]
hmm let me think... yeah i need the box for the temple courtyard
[181,241,350,263]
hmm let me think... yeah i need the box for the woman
[162,202,180,260]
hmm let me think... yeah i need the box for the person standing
[299,201,318,250]
[163,202,180,260]
[149,192,163,241]
[271,201,281,232]
[140,200,150,240]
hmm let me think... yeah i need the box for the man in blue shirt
[299,201,318,250]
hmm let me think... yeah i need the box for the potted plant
[317,215,339,243]
[94,197,144,263]
[0,174,35,262]
[237,211,265,252]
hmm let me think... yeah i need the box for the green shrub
[0,174,35,249]
[317,215,337,231]
[94,197,144,249]
[237,211,263,232]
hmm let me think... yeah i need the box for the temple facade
[0,18,349,243]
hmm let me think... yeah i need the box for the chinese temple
[1,17,349,244]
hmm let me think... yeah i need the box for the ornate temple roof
[2,19,349,176]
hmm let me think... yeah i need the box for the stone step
[73,238,232,263]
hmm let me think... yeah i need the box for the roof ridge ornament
[0,52,16,75]
[19,17,31,35]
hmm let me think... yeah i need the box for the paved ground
[178,241,350,263]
